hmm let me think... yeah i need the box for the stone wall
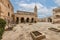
[15,13,37,23]
[53,8,60,23]
[0,0,14,24]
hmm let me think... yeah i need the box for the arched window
[48,18,52,22]
[31,18,34,23]
[26,18,29,22]
[21,17,24,23]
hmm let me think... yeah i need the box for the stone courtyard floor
[1,22,60,40]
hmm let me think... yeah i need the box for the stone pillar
[19,18,21,23]
[29,18,31,23]
[35,17,38,22]
[24,18,26,23]
[19,18,20,24]
[28,18,30,23]
[52,17,54,24]
[15,17,16,24]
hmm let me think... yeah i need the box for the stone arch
[31,18,34,23]
[26,18,29,23]
[16,17,19,24]
[21,17,25,23]
[48,18,52,22]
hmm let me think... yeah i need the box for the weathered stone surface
[0,0,14,23]
[1,22,60,40]
[30,31,46,40]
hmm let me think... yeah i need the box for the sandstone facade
[53,7,60,23]
[14,5,38,23]
[0,0,14,24]
[0,0,38,24]
[1,0,60,24]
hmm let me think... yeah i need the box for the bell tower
[34,5,37,17]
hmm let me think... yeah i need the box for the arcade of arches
[16,17,36,24]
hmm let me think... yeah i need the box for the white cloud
[10,0,58,18]
[17,2,48,12]
[38,15,46,18]
[16,1,53,18]
[18,2,43,9]
[53,0,60,6]
[17,2,45,12]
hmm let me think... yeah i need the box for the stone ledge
[30,31,46,40]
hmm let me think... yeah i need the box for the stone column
[28,18,30,23]
[24,18,26,23]
[19,18,20,24]
[19,18,21,23]
[52,17,54,24]
[30,18,31,23]
[15,17,16,24]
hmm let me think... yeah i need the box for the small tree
[0,18,6,39]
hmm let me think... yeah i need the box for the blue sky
[10,0,60,18]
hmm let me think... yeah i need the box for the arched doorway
[21,17,24,23]
[48,18,52,22]
[16,17,19,24]
[26,18,29,23]
[31,18,34,23]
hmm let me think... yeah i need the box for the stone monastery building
[0,0,60,24]
[0,0,38,24]
[15,5,38,24]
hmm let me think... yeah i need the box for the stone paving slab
[1,22,60,40]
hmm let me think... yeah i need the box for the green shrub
[0,18,6,40]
